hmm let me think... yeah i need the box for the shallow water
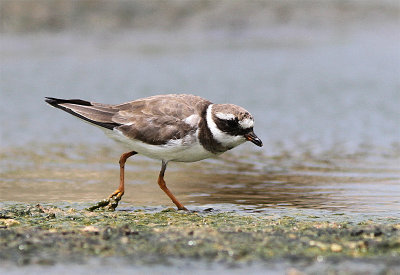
[1,141,399,219]
[1,21,400,220]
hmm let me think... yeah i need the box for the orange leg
[109,151,137,199]
[87,151,137,211]
[158,161,188,211]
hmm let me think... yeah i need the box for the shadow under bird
[45,94,262,211]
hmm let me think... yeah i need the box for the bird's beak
[244,131,263,147]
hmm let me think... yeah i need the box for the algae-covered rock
[0,219,20,227]
[0,203,399,271]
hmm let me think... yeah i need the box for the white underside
[105,128,217,162]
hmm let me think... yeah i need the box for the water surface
[1,21,399,219]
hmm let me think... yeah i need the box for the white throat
[206,104,246,148]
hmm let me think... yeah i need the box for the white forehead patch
[215,112,235,120]
[239,118,254,129]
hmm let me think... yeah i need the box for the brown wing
[45,94,211,145]
[113,94,211,145]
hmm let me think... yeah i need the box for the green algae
[0,203,399,269]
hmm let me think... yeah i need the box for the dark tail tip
[44,97,92,106]
[45,97,59,106]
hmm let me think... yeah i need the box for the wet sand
[1,203,399,274]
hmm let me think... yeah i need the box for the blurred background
[1,0,399,216]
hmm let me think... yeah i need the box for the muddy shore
[1,203,399,273]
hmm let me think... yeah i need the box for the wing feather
[46,94,211,145]
[113,94,211,145]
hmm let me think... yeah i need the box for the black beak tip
[253,138,263,147]
[245,132,263,147]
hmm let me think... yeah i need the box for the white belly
[104,128,217,162]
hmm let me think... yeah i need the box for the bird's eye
[226,118,238,128]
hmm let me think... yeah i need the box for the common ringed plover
[45,94,262,210]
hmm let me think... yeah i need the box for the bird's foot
[178,206,189,211]
[161,206,189,212]
[86,190,123,211]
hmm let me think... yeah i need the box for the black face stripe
[213,115,253,136]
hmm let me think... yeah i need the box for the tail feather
[45,97,92,106]
[44,97,121,130]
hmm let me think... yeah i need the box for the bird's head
[207,104,263,149]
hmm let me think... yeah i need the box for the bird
[45,94,263,211]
